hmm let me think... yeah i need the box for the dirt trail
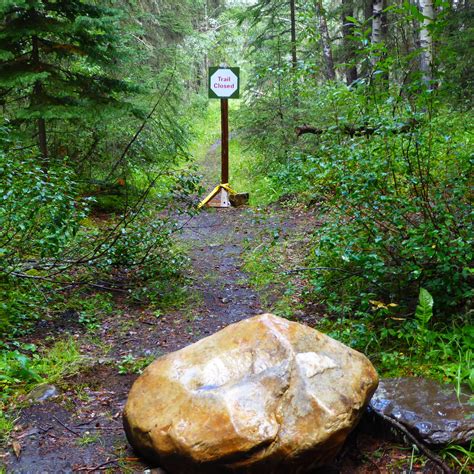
[3,139,314,473]
[3,137,418,474]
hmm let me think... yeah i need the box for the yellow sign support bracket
[198,183,237,209]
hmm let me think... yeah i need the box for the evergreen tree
[0,0,138,163]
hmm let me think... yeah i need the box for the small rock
[27,384,59,403]
[369,377,474,446]
[229,193,249,207]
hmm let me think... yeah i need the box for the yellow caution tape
[198,183,237,209]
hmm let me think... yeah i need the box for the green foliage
[0,0,139,132]
[318,305,473,390]
[240,72,473,316]
[239,226,472,389]
[77,293,113,331]
[0,281,43,336]
[0,143,88,263]
[76,432,101,447]
[415,288,434,328]
[441,441,474,474]
[0,0,205,338]
[117,353,156,375]
[303,89,473,315]
[0,338,81,401]
[0,411,14,445]
[437,2,474,108]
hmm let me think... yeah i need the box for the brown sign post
[221,98,229,185]
[198,67,247,209]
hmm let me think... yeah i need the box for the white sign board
[209,68,239,98]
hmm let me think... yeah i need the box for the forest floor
[2,131,441,473]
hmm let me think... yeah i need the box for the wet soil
[2,140,439,473]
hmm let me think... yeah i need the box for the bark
[290,0,297,69]
[315,0,336,80]
[360,0,375,77]
[371,0,384,46]
[31,35,48,161]
[295,119,419,137]
[419,0,434,83]
[370,0,388,84]
[341,0,358,85]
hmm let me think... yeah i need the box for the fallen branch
[77,459,119,472]
[295,119,418,138]
[106,66,177,179]
[373,411,453,474]
[52,416,80,437]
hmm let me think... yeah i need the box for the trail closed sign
[208,67,240,99]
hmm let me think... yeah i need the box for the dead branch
[373,411,453,474]
[295,119,419,137]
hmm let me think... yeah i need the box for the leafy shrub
[0,149,88,266]
[318,289,473,389]
[0,123,198,336]
[305,93,473,316]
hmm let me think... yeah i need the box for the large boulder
[123,314,378,473]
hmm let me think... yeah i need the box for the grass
[189,100,221,172]
[0,337,83,447]
[441,442,474,473]
[189,99,279,207]
[33,338,82,384]
[117,353,157,375]
[241,227,306,317]
[0,411,14,446]
[229,138,280,206]
[0,338,83,398]
[77,432,102,447]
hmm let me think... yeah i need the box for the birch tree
[419,0,435,83]
[315,0,336,80]
[372,0,384,46]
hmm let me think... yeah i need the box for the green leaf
[415,288,434,326]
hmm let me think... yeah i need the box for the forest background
[0,0,472,468]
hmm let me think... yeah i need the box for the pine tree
[0,0,139,163]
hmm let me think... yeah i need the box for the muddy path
[2,140,317,473]
[4,213,303,474]
[3,138,423,474]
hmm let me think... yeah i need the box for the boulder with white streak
[124,313,378,473]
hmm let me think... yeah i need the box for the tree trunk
[419,0,434,84]
[341,0,358,85]
[31,35,48,162]
[360,0,374,77]
[290,0,297,69]
[315,0,336,80]
[371,0,384,46]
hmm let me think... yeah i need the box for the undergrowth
[0,337,83,442]
[240,224,473,391]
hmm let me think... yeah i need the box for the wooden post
[221,98,229,184]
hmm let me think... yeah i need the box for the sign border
[208,67,240,99]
